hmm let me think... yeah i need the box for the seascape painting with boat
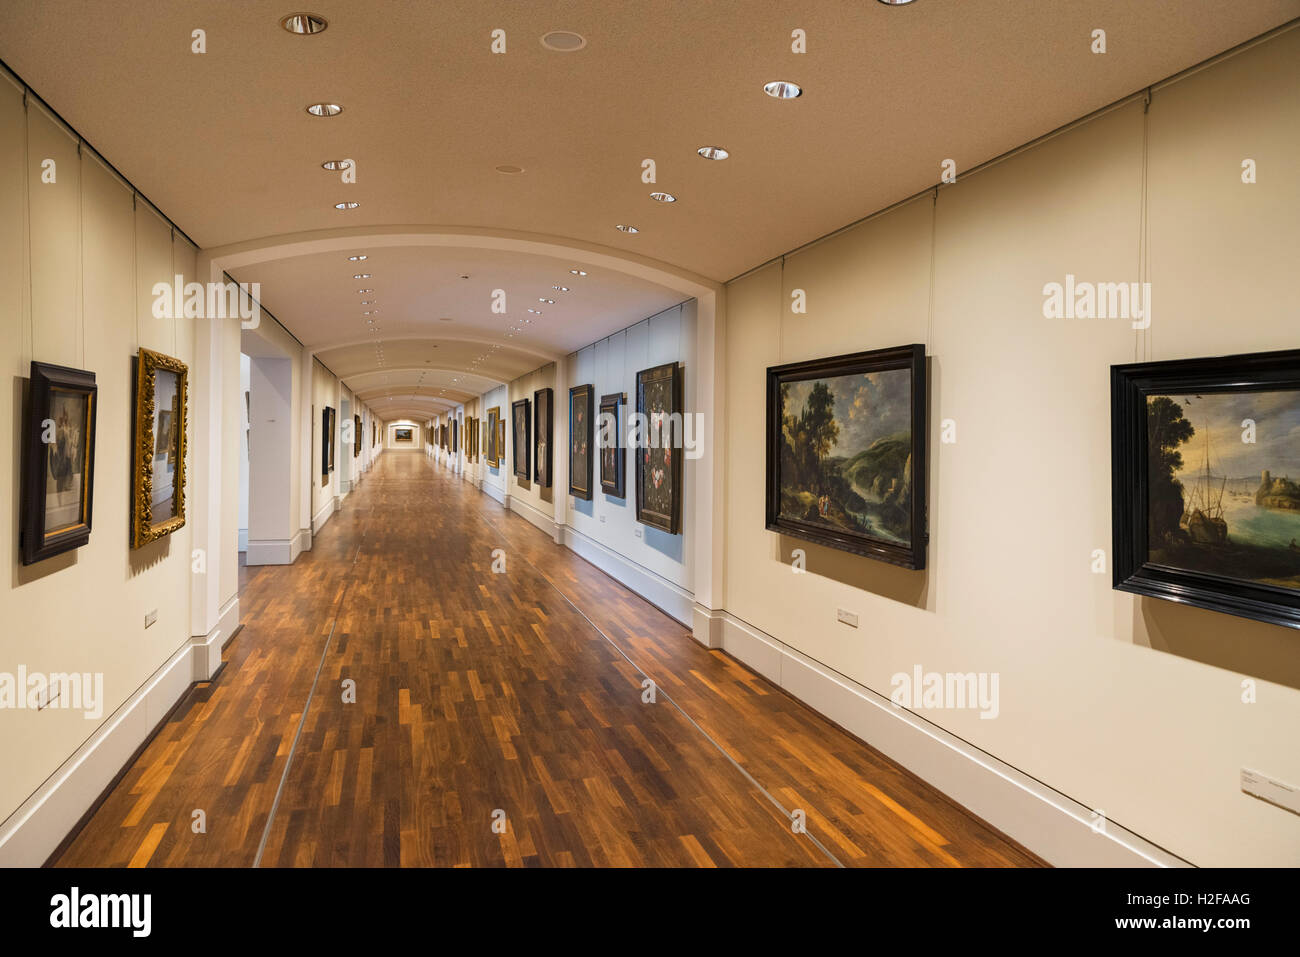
[1146,390,1300,589]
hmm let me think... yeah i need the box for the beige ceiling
[2,0,1295,417]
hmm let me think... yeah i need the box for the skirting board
[192,594,239,681]
[509,495,557,538]
[0,636,199,867]
[311,499,334,535]
[482,481,506,506]
[715,612,1190,869]
[238,527,248,552]
[562,525,695,627]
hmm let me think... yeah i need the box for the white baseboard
[340,478,351,494]
[191,594,238,681]
[716,612,1190,868]
[237,527,248,552]
[311,499,334,534]
[291,527,310,561]
[509,496,557,538]
[562,526,695,627]
[0,637,199,867]
[483,482,506,506]
[245,538,293,565]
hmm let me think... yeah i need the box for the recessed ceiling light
[348,255,367,261]
[538,298,554,303]
[495,165,524,174]
[527,308,540,314]
[357,288,373,293]
[321,159,351,171]
[353,273,371,279]
[615,224,639,233]
[281,13,329,35]
[307,103,343,117]
[363,310,376,315]
[540,30,587,52]
[438,316,453,322]
[552,285,569,291]
[876,0,917,4]
[649,192,676,203]
[697,146,730,161]
[763,81,802,99]
[335,202,360,210]
[360,300,375,305]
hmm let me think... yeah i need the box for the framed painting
[21,361,97,565]
[487,406,502,467]
[353,414,362,457]
[395,426,412,442]
[534,388,553,487]
[569,384,594,500]
[321,406,335,485]
[132,347,189,548]
[600,392,625,498]
[635,363,683,533]
[765,345,927,569]
[512,398,531,480]
[1113,348,1300,629]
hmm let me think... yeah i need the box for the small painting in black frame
[635,362,683,534]
[569,384,594,501]
[599,392,625,498]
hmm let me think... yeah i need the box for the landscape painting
[1113,349,1300,629]
[766,345,927,568]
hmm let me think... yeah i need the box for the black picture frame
[765,344,928,569]
[568,384,594,501]
[511,397,531,480]
[21,361,98,565]
[353,414,362,458]
[635,362,683,534]
[1112,348,1300,630]
[321,406,335,485]
[600,392,625,498]
[534,388,553,487]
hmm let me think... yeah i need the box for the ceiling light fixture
[495,165,524,174]
[335,202,360,210]
[321,159,351,171]
[615,224,639,233]
[763,80,802,99]
[649,192,676,203]
[538,298,554,304]
[540,30,587,52]
[360,300,374,305]
[348,255,367,261]
[281,13,329,35]
[357,288,373,293]
[876,0,917,4]
[697,146,730,161]
[552,285,569,291]
[306,103,343,117]
[527,308,540,314]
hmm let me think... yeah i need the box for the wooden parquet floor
[51,451,1044,868]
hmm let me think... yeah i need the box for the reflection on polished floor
[53,452,1041,868]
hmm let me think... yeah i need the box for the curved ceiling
[2,1,1294,419]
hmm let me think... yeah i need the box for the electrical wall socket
[1241,768,1300,816]
[144,609,158,629]
[836,608,858,628]
[599,514,606,523]
[634,527,643,539]
[35,679,60,711]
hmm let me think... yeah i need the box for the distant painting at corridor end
[766,345,927,569]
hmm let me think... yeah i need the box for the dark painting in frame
[568,384,594,501]
[321,406,335,485]
[21,361,98,565]
[599,392,625,498]
[765,344,927,569]
[354,414,362,458]
[534,388,553,487]
[511,397,531,480]
[487,406,502,467]
[133,348,189,548]
[1112,348,1300,630]
[635,362,683,534]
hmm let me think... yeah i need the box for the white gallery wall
[721,28,1300,866]
[0,75,198,841]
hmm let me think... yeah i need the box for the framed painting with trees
[1112,348,1300,629]
[765,345,927,569]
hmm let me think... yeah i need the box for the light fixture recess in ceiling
[540,30,587,52]
[335,202,360,210]
[569,269,587,276]
[615,224,639,233]
[649,192,676,203]
[306,103,343,117]
[353,273,371,279]
[321,159,351,171]
[281,13,329,34]
[876,0,917,5]
[552,285,569,291]
[763,81,802,99]
[697,146,729,161]
[357,288,373,293]
[438,317,454,322]
[348,255,367,261]
[495,165,524,174]
[539,298,554,303]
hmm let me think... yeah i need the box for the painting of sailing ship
[766,345,927,569]
[1146,390,1300,589]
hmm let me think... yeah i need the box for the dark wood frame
[568,384,594,501]
[353,414,362,458]
[322,406,335,485]
[600,392,626,498]
[511,398,532,480]
[487,406,502,467]
[534,388,553,487]
[1112,348,1300,630]
[21,361,98,565]
[635,362,683,534]
[132,348,189,548]
[765,344,928,569]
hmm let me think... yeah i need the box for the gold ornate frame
[132,347,188,548]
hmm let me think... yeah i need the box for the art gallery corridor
[50,451,1038,868]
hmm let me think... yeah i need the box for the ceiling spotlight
[357,288,373,293]
[335,202,360,210]
[363,310,376,315]
[615,224,639,233]
[539,298,554,303]
[540,30,587,52]
[876,0,917,4]
[763,81,802,99]
[281,13,329,35]
[321,159,351,171]
[348,255,368,261]
[552,285,569,291]
[495,165,524,174]
[360,300,374,305]
[649,192,676,203]
[438,316,453,322]
[353,273,371,279]
[697,146,730,161]
[306,103,343,117]
[528,308,540,314]
[569,269,587,276]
